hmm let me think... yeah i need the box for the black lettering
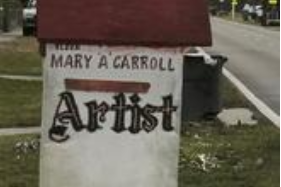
[49,92,178,142]
[159,58,166,71]
[74,54,83,68]
[51,54,63,68]
[49,92,84,143]
[85,101,109,132]
[121,56,130,69]
[55,44,80,51]
[131,56,139,70]
[140,56,149,69]
[150,57,158,70]
[168,58,175,71]
[142,104,158,133]
[128,94,142,134]
[111,93,130,133]
[84,55,92,69]
[113,56,122,69]
[98,55,108,69]
[159,95,177,131]
[64,55,73,68]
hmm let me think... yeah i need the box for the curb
[0,127,40,136]
[223,68,280,128]
[197,47,280,128]
[0,74,42,81]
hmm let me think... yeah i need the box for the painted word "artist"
[49,92,178,143]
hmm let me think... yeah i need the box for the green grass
[221,77,249,108]
[0,134,39,187]
[0,37,42,75]
[0,56,278,187]
[0,125,278,187]
[0,78,42,128]
[179,122,279,187]
[179,76,279,187]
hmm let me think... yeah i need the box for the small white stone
[256,158,264,166]
[218,108,258,126]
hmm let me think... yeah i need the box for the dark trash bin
[182,54,227,121]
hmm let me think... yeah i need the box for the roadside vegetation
[0,37,41,75]
[178,77,279,187]
[0,76,278,187]
[0,37,278,187]
[0,37,42,128]
[0,78,41,128]
[179,118,279,187]
[0,134,39,187]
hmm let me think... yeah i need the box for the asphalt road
[209,17,280,115]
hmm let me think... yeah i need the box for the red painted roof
[37,0,212,46]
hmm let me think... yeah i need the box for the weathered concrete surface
[0,127,40,136]
[0,74,42,81]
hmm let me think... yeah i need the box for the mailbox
[38,1,211,187]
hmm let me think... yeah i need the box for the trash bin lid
[38,0,212,46]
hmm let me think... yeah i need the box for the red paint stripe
[65,79,150,93]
